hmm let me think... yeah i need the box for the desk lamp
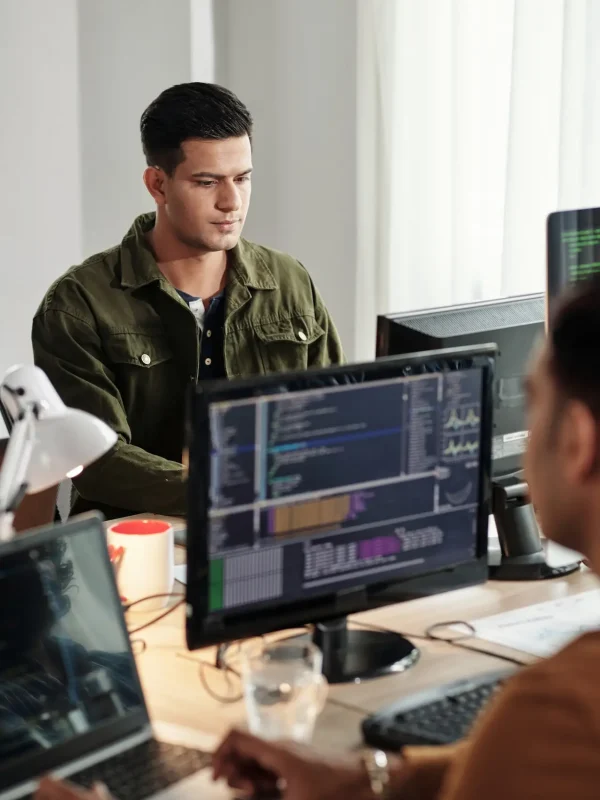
[0,365,117,542]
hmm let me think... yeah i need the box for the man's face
[153,136,252,253]
[524,342,598,551]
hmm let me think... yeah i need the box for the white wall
[78,0,197,255]
[0,0,82,386]
[214,0,360,360]
[0,0,362,404]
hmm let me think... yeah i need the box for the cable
[175,635,275,704]
[424,621,529,667]
[355,619,437,644]
[124,592,184,612]
[355,619,529,667]
[130,638,147,655]
[125,593,185,636]
[176,651,243,703]
[172,617,528,707]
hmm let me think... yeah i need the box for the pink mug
[106,519,175,608]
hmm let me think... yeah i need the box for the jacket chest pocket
[253,317,325,374]
[105,333,181,413]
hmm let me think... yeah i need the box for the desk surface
[128,554,598,754]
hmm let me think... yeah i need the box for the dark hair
[140,82,253,175]
[549,276,600,418]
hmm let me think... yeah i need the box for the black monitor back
[377,294,544,477]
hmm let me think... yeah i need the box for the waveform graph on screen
[267,491,369,538]
[443,439,479,457]
[442,403,480,464]
[443,407,480,432]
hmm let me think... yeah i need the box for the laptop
[0,513,227,800]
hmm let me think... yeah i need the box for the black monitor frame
[185,345,495,652]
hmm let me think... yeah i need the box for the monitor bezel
[186,345,495,650]
[0,513,150,793]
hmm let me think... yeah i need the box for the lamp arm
[0,403,36,515]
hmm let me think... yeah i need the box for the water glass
[240,640,328,742]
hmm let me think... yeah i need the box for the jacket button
[297,330,307,341]
[140,353,151,365]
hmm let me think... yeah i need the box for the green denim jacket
[32,213,344,520]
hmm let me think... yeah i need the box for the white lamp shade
[27,409,118,493]
[2,364,69,421]
[1,365,118,495]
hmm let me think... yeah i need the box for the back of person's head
[140,82,253,175]
[526,276,600,557]
[548,276,600,418]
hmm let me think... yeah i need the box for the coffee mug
[106,519,175,608]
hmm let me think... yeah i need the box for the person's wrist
[360,750,405,800]
[348,760,379,800]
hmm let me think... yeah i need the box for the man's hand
[212,729,374,800]
[36,777,113,800]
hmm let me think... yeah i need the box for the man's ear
[563,400,599,482]
[143,167,167,205]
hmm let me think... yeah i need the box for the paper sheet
[468,589,600,658]
[174,564,187,585]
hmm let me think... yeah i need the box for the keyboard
[362,669,515,749]
[67,738,211,800]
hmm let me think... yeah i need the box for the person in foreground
[35,281,600,800]
[32,82,343,521]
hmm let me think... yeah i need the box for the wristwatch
[362,749,394,799]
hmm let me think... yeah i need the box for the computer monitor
[186,346,494,684]
[376,296,544,479]
[547,206,600,303]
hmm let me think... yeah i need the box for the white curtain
[356,0,600,358]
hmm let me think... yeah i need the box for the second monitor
[377,294,545,479]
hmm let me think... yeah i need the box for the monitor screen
[376,296,544,479]
[0,517,146,790]
[187,349,494,647]
[547,207,600,301]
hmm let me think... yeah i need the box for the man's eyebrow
[190,168,253,179]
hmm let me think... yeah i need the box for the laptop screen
[0,516,147,792]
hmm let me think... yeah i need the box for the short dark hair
[549,276,600,418]
[140,82,253,175]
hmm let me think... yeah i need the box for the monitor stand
[489,478,581,580]
[288,617,419,685]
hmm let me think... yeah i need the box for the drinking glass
[240,640,328,742]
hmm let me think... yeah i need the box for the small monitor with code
[547,206,600,303]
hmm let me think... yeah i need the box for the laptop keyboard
[66,739,211,800]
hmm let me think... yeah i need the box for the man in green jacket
[32,83,344,520]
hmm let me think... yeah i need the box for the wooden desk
[130,564,599,754]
